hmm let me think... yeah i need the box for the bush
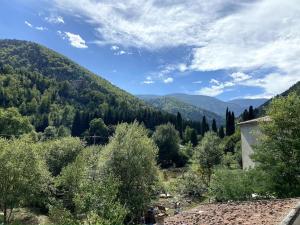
[209,169,252,202]
[209,168,272,202]
[176,165,207,197]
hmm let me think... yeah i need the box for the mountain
[0,39,202,135]
[137,96,224,125]
[228,98,268,109]
[259,81,300,113]
[166,93,244,116]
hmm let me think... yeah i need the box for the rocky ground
[164,198,299,225]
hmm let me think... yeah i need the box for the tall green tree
[57,146,127,225]
[88,118,109,144]
[103,122,160,223]
[212,119,217,133]
[252,92,300,197]
[176,112,183,138]
[0,138,49,224]
[201,116,209,136]
[0,108,33,136]
[218,125,225,139]
[153,123,185,167]
[193,132,223,185]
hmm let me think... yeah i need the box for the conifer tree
[212,119,217,133]
[176,112,183,138]
[218,125,225,138]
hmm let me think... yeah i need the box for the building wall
[240,123,261,170]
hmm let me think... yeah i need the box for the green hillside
[138,96,224,125]
[259,81,300,113]
[0,39,202,135]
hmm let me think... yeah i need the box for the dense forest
[0,39,214,142]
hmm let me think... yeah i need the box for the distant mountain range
[137,96,224,125]
[138,94,268,119]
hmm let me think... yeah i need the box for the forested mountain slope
[0,39,202,135]
[258,81,300,114]
[138,95,224,125]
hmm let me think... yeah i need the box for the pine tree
[212,119,217,133]
[248,106,255,120]
[242,109,249,121]
[201,116,209,136]
[72,111,81,136]
[226,107,230,136]
[231,112,235,134]
[176,112,183,138]
[190,129,198,147]
[218,126,225,138]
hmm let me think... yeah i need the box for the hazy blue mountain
[139,93,268,117]
[228,98,268,109]
[137,95,224,125]
[166,93,242,116]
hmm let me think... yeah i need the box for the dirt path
[164,198,299,225]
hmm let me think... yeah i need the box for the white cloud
[52,0,300,96]
[210,79,220,85]
[142,76,154,84]
[178,63,188,72]
[25,20,47,31]
[45,15,65,24]
[230,72,251,83]
[25,21,33,28]
[163,77,174,84]
[35,26,47,31]
[192,80,202,84]
[110,45,119,51]
[58,31,88,48]
[114,50,126,55]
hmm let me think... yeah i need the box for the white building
[238,116,271,170]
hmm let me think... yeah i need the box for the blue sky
[1,0,300,101]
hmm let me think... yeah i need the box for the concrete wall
[240,123,260,170]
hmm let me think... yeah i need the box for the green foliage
[43,137,85,176]
[209,168,272,202]
[49,204,77,225]
[225,108,235,136]
[87,118,109,144]
[183,126,198,147]
[57,146,127,225]
[103,122,159,223]
[0,138,49,224]
[193,132,223,185]
[0,107,33,136]
[222,128,241,153]
[153,123,187,168]
[253,92,300,197]
[209,169,253,202]
[176,164,207,197]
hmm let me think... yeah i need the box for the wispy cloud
[142,76,155,84]
[25,20,47,31]
[110,45,131,55]
[52,0,300,97]
[197,72,251,96]
[45,15,64,24]
[58,31,88,48]
[25,21,33,28]
[192,80,202,84]
[163,77,174,84]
